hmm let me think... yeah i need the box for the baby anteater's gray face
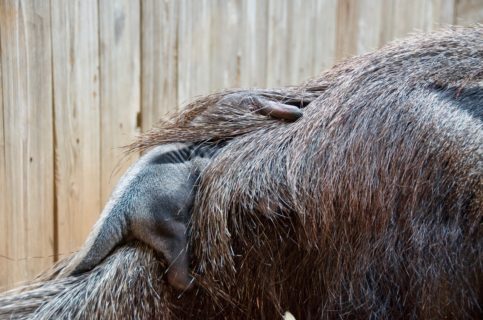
[126,144,213,290]
[69,143,215,291]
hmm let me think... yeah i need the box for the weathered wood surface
[141,0,178,130]
[99,0,141,203]
[0,0,481,290]
[0,23,6,290]
[0,0,55,289]
[51,0,101,260]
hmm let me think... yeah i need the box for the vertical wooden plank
[0,26,7,290]
[239,0,269,88]
[380,0,396,45]
[456,0,483,25]
[381,0,455,43]
[267,0,319,86]
[383,0,456,53]
[336,0,384,61]
[209,0,243,92]
[433,0,455,26]
[391,0,429,38]
[178,0,212,105]
[286,0,317,84]
[0,0,54,288]
[313,0,338,74]
[356,0,383,54]
[266,0,290,87]
[179,0,270,102]
[141,0,178,130]
[99,0,141,203]
[51,0,101,257]
[335,0,359,61]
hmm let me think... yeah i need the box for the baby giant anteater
[61,92,305,291]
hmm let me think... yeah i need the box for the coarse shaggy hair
[1,26,482,319]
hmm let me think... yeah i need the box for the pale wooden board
[433,0,456,26]
[209,0,271,90]
[313,0,338,75]
[178,0,213,106]
[335,0,359,61]
[387,0,430,39]
[0,0,54,289]
[239,0,269,88]
[99,0,141,203]
[356,0,384,54]
[51,0,101,258]
[266,0,290,87]
[0,25,6,290]
[208,0,244,92]
[335,0,383,60]
[267,0,321,86]
[381,0,455,43]
[141,0,179,131]
[456,0,483,25]
[286,0,318,84]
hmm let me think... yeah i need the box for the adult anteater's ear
[240,95,303,121]
[252,96,303,121]
[219,92,303,122]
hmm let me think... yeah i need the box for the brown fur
[1,26,482,319]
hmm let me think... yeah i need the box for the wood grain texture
[209,0,243,92]
[51,0,101,258]
[381,0,456,42]
[335,0,383,60]
[287,0,318,84]
[239,0,269,88]
[178,0,212,106]
[141,0,179,131]
[99,0,141,203]
[267,0,321,86]
[434,0,456,25]
[356,0,384,54]
[389,0,433,38]
[456,0,483,25]
[0,0,54,289]
[335,0,361,61]
[267,0,332,84]
[0,27,6,290]
[313,0,338,74]
[266,0,290,87]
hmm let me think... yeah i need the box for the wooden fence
[0,0,481,290]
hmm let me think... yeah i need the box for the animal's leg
[139,221,193,291]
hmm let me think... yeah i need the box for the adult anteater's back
[0,26,481,320]
[187,26,482,319]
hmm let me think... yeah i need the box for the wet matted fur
[1,26,482,319]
